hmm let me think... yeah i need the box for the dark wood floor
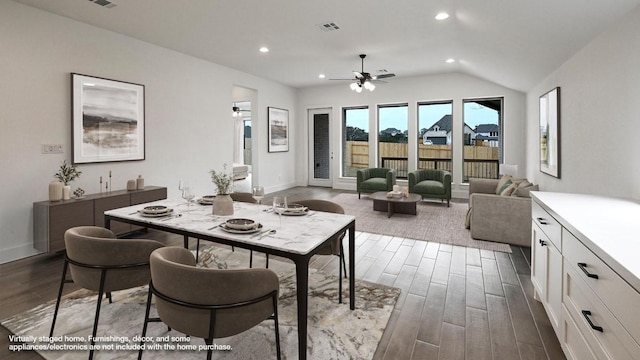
[0,187,564,359]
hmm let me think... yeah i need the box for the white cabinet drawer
[561,306,599,360]
[532,200,562,250]
[563,259,640,360]
[563,228,640,343]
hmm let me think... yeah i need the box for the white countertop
[105,198,355,256]
[531,191,640,293]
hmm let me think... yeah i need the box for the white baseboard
[0,243,41,264]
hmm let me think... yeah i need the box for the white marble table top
[105,198,355,255]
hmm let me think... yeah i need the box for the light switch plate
[41,144,63,154]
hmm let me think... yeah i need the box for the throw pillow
[496,178,513,195]
[517,180,532,188]
[465,207,472,229]
[513,184,539,198]
[500,183,518,196]
[495,175,512,194]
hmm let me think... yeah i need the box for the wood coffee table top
[369,191,422,203]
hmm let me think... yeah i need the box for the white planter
[49,181,63,201]
[212,194,234,216]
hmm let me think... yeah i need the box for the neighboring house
[474,124,500,147]
[422,115,475,145]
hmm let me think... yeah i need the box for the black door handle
[581,310,603,332]
[536,217,548,225]
[538,239,546,246]
[577,262,599,279]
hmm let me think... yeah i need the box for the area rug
[331,193,511,253]
[2,246,400,360]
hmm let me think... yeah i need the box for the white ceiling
[14,0,640,92]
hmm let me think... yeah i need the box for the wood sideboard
[33,186,167,253]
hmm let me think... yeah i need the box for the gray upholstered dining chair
[139,246,281,360]
[295,199,349,303]
[50,226,164,360]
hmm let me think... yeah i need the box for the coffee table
[369,191,422,218]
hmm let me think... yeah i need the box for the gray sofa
[468,178,532,247]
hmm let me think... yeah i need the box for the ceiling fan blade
[353,71,363,78]
[375,73,396,79]
[329,78,356,81]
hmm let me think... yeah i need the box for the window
[342,107,369,177]
[378,104,408,178]
[462,98,503,182]
[418,101,453,175]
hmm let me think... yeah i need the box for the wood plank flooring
[0,187,565,359]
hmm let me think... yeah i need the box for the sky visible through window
[346,103,498,133]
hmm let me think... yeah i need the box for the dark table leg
[183,235,189,249]
[295,257,310,360]
[349,222,355,310]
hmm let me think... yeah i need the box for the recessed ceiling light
[446,58,455,63]
[259,47,269,53]
[435,12,450,20]
[318,74,326,79]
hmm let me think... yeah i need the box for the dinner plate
[138,208,174,217]
[219,223,263,234]
[280,208,310,216]
[141,205,169,214]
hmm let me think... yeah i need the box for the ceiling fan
[330,54,395,92]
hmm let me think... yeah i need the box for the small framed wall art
[268,107,289,152]
[539,87,560,178]
[72,73,145,164]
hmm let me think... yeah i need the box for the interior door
[308,108,332,187]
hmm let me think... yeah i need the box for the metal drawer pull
[581,310,604,332]
[536,217,548,225]
[538,239,547,246]
[577,262,599,279]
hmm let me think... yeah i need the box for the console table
[33,186,167,253]
[531,192,640,360]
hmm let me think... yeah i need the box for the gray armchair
[408,169,452,206]
[50,226,164,360]
[356,167,396,199]
[140,246,281,360]
[295,199,348,303]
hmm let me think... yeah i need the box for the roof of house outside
[475,124,499,133]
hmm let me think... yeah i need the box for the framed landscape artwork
[72,73,145,164]
[539,87,560,178]
[268,107,289,152]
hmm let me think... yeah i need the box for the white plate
[138,208,174,217]
[197,199,213,205]
[219,223,263,234]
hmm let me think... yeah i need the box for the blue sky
[346,102,499,133]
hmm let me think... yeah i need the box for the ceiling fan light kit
[331,54,395,93]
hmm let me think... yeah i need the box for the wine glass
[272,196,287,227]
[252,186,265,205]
[182,186,195,210]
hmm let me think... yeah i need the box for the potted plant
[209,164,234,215]
[54,161,82,200]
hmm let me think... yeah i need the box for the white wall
[296,73,527,197]
[0,1,297,263]
[526,5,640,199]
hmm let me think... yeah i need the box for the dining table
[104,198,356,360]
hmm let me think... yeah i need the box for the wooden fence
[345,141,499,180]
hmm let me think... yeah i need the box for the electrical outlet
[41,144,63,154]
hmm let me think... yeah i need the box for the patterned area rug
[331,193,512,253]
[1,246,400,360]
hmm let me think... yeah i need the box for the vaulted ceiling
[14,0,640,92]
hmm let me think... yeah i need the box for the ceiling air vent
[317,22,340,32]
[88,0,117,8]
